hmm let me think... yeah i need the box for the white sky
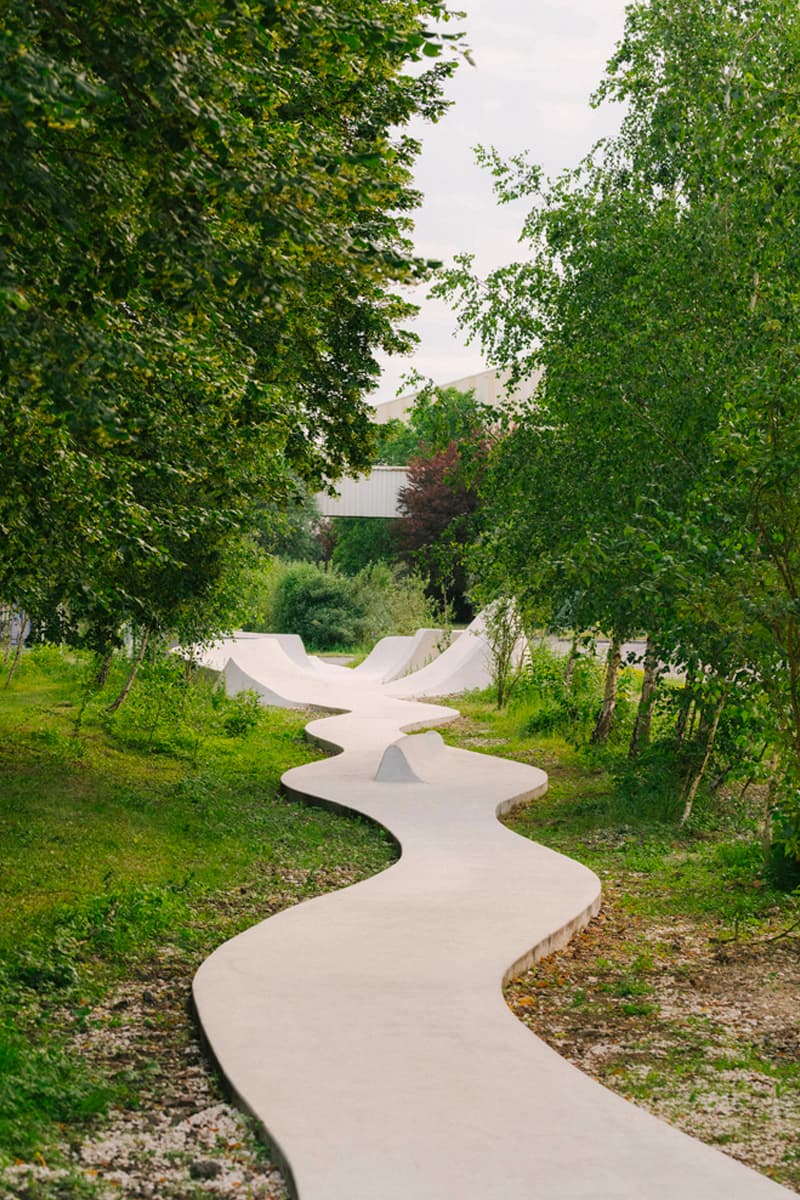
[372,0,630,405]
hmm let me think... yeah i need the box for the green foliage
[374,418,422,466]
[516,643,607,740]
[772,788,800,866]
[220,691,263,739]
[445,690,794,933]
[270,563,367,650]
[255,492,328,565]
[349,562,437,643]
[106,653,210,757]
[375,383,491,463]
[331,517,400,574]
[369,383,494,620]
[0,1020,112,1160]
[437,0,800,847]
[0,0,465,649]
[0,646,397,1160]
[266,559,435,650]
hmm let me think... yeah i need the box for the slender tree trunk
[564,630,580,688]
[591,635,622,745]
[4,630,24,686]
[4,612,27,686]
[675,663,697,746]
[106,624,151,713]
[760,748,782,860]
[679,682,730,826]
[1,608,12,669]
[92,649,114,690]
[737,741,770,804]
[629,636,659,758]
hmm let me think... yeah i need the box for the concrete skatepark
[190,626,793,1199]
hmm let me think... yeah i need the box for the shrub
[271,563,366,650]
[331,517,399,575]
[350,563,437,643]
[237,558,438,651]
[516,642,605,738]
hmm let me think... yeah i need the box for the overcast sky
[372,0,630,406]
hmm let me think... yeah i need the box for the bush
[516,643,605,738]
[331,517,399,574]
[350,563,437,643]
[106,653,212,756]
[271,563,366,650]
[236,558,438,651]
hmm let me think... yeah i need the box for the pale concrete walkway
[192,634,792,1199]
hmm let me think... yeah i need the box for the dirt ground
[2,877,798,1197]
[505,883,800,1193]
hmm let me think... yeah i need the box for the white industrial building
[316,367,539,518]
[315,466,409,519]
[371,366,541,426]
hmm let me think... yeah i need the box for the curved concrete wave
[193,637,792,1199]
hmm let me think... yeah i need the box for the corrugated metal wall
[371,365,542,424]
[316,467,409,518]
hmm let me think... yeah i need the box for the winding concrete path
[192,634,793,1199]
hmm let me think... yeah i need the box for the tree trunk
[679,682,730,826]
[4,613,27,687]
[564,630,580,688]
[106,624,151,713]
[1,608,12,669]
[629,636,659,757]
[591,635,622,745]
[675,663,697,746]
[92,649,114,690]
[760,748,782,860]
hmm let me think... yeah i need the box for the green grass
[0,646,396,1163]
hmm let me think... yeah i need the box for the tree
[331,518,399,574]
[438,0,800,821]
[376,381,491,464]
[0,0,465,651]
[397,440,483,619]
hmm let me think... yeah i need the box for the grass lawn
[0,647,395,1196]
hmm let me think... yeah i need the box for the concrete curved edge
[353,628,446,682]
[191,635,794,1199]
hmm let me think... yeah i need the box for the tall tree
[0,0,464,646]
[438,0,800,813]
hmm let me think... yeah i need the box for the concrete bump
[374,730,446,783]
[374,742,422,783]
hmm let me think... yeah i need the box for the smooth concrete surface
[353,628,444,682]
[189,631,793,1200]
[384,622,493,697]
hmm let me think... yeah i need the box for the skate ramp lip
[384,625,492,697]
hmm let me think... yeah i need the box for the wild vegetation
[437,0,800,866]
[2,0,800,1190]
[0,0,465,659]
[3,639,797,1193]
[443,651,800,1193]
[0,646,396,1188]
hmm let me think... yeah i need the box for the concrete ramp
[191,632,792,1200]
[384,624,493,697]
[353,628,444,682]
[222,658,309,711]
[193,633,350,684]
